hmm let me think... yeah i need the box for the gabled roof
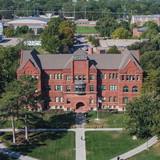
[18,49,142,71]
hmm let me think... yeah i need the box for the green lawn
[9,132,75,160]
[85,111,127,128]
[129,142,160,160]
[76,26,97,34]
[86,131,145,160]
[0,110,76,129]
[1,111,127,129]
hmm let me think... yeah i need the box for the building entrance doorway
[76,102,85,113]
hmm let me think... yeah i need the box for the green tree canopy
[41,18,75,53]
[126,94,160,138]
[111,27,131,39]
[96,15,118,37]
[107,45,121,54]
[0,46,19,95]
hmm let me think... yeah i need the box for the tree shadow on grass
[2,111,77,158]
[1,111,76,158]
[6,131,68,156]
[34,110,76,129]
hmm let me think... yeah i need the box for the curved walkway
[111,136,158,160]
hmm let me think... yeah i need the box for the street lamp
[26,0,30,16]
[95,97,102,121]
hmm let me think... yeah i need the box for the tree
[4,27,15,37]
[143,21,159,31]
[18,75,42,142]
[0,80,21,144]
[41,18,75,53]
[0,76,42,143]
[111,27,131,39]
[0,46,19,95]
[15,26,32,35]
[96,15,118,37]
[107,46,121,54]
[126,94,160,138]
[142,69,160,94]
[141,29,159,40]
[140,51,160,71]
[59,20,76,51]
[88,35,99,47]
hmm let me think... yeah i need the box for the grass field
[76,26,97,34]
[9,132,75,160]
[0,110,76,129]
[86,131,145,160]
[129,142,160,160]
[85,111,127,128]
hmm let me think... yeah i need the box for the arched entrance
[76,102,85,113]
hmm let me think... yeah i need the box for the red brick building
[17,49,143,112]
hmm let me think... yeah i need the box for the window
[136,75,140,81]
[123,86,129,92]
[109,73,118,79]
[55,85,63,91]
[102,96,106,102]
[66,85,71,92]
[123,97,129,104]
[90,85,94,91]
[55,97,63,102]
[55,97,59,102]
[49,74,52,80]
[100,85,106,91]
[66,75,71,81]
[82,75,86,80]
[74,75,78,80]
[121,75,125,80]
[100,74,106,79]
[90,74,95,80]
[113,96,117,102]
[89,98,94,104]
[110,85,117,91]
[55,74,63,80]
[109,96,113,102]
[74,75,86,80]
[132,86,138,92]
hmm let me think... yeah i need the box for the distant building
[132,27,148,38]
[75,19,97,27]
[99,39,144,50]
[7,17,49,35]
[131,15,160,26]
[17,49,143,113]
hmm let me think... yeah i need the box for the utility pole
[85,5,87,19]
[73,3,76,20]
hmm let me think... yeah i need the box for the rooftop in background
[131,15,160,26]
[75,19,97,27]
[0,38,23,47]
[7,17,49,25]
[99,39,146,49]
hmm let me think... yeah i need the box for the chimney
[88,47,93,55]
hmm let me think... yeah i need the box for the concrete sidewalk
[0,143,38,160]
[111,136,158,160]
[76,128,86,160]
